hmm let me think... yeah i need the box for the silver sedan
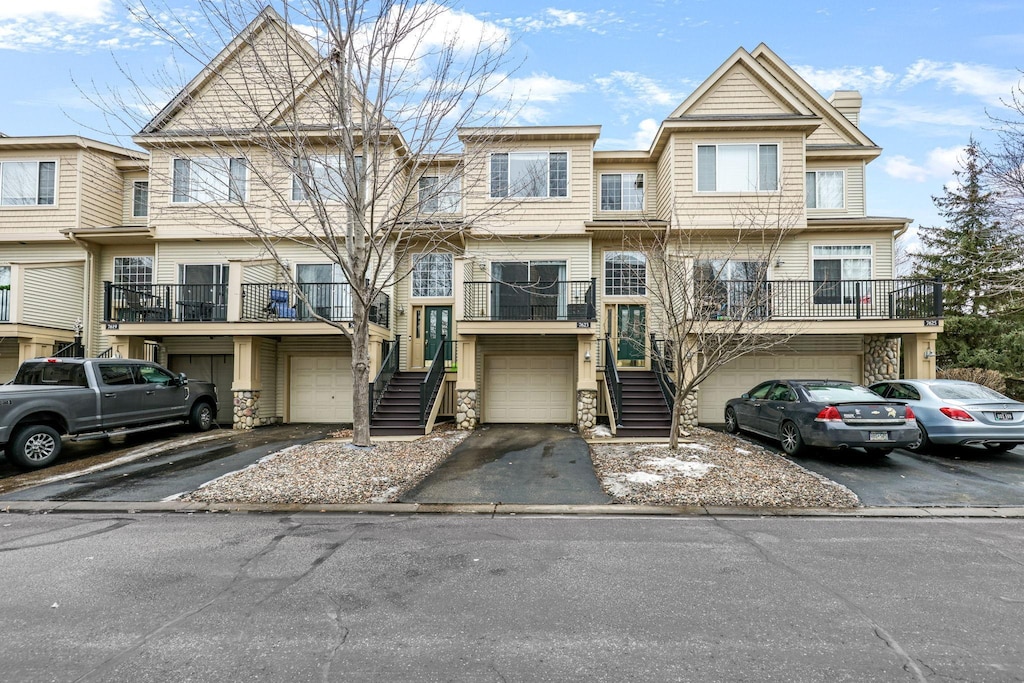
[869,379,1024,453]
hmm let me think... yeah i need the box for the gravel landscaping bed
[183,429,470,505]
[182,425,857,508]
[590,427,860,508]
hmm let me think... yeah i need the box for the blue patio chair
[266,288,297,318]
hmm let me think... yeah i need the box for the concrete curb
[3,500,1024,518]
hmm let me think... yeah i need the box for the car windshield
[803,384,881,403]
[932,383,1011,401]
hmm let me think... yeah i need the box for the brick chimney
[828,90,862,126]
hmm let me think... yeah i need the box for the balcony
[103,282,390,328]
[694,278,942,321]
[463,279,596,322]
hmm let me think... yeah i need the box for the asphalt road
[0,424,332,502]
[1,513,1022,682]
[731,431,1024,507]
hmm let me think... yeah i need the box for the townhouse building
[3,8,943,436]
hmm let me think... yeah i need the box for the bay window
[696,143,778,192]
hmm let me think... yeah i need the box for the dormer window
[490,152,568,198]
[600,173,644,211]
[696,144,778,192]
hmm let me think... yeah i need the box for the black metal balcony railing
[693,278,943,321]
[0,288,9,322]
[464,279,596,321]
[104,282,228,323]
[240,282,390,327]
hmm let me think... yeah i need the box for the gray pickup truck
[0,358,218,470]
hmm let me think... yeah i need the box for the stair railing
[603,336,623,426]
[369,337,400,418]
[649,334,676,410]
[419,335,447,426]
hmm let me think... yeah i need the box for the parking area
[733,431,1024,506]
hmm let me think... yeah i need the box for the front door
[616,304,646,366]
[424,306,452,364]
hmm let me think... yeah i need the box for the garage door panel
[698,354,860,424]
[485,355,573,423]
[290,355,353,422]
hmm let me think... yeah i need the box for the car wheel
[8,424,62,470]
[907,423,931,453]
[724,407,740,434]
[984,443,1015,453]
[779,421,804,456]
[189,401,215,432]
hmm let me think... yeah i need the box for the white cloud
[498,73,586,103]
[594,71,685,108]
[793,64,897,93]
[631,118,658,149]
[497,7,619,34]
[862,101,985,130]
[900,59,1022,104]
[0,0,110,21]
[883,145,967,182]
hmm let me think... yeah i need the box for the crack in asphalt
[710,516,929,683]
[70,516,353,683]
[321,595,351,683]
[0,519,133,552]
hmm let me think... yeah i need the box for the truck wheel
[189,402,215,432]
[9,425,62,470]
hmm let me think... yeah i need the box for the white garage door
[290,355,353,422]
[484,355,573,423]
[697,354,861,424]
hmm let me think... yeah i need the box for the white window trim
[411,252,454,299]
[810,244,873,277]
[132,181,149,218]
[170,157,248,204]
[806,169,846,210]
[488,151,571,200]
[0,159,58,208]
[599,172,645,212]
[693,142,781,194]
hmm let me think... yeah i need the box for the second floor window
[172,157,247,203]
[806,171,844,209]
[490,152,568,198]
[292,155,363,202]
[0,160,55,206]
[604,251,646,296]
[418,176,461,213]
[133,181,149,217]
[412,253,453,297]
[600,173,644,211]
[696,143,778,192]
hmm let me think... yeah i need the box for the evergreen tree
[914,138,1021,316]
[912,138,1024,373]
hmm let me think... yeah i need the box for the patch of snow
[734,448,752,454]
[602,477,631,497]
[678,443,710,452]
[624,472,665,485]
[370,486,401,503]
[590,425,613,438]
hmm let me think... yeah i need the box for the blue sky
[2,0,1023,234]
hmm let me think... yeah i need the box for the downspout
[66,232,98,356]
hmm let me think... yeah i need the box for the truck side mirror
[173,373,189,387]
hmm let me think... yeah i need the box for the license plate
[995,412,1014,421]
[869,431,889,441]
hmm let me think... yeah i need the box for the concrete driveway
[402,424,612,505]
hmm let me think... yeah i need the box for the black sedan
[724,379,919,456]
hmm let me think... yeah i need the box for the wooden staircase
[616,371,672,437]
[370,371,429,436]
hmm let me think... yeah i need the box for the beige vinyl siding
[464,236,592,282]
[162,338,235,355]
[805,163,865,218]
[154,240,355,283]
[462,139,594,234]
[21,264,85,329]
[592,163,657,220]
[688,66,791,116]
[0,150,77,236]
[78,150,125,228]
[260,337,279,419]
[655,142,675,222]
[121,171,150,226]
[806,120,849,146]
[772,232,896,280]
[241,261,282,283]
[669,132,806,230]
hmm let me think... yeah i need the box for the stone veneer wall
[679,389,699,431]
[577,389,597,431]
[233,389,279,429]
[455,389,478,430]
[863,335,901,384]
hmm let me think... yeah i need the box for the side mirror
[741,393,750,399]
[172,373,189,387]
